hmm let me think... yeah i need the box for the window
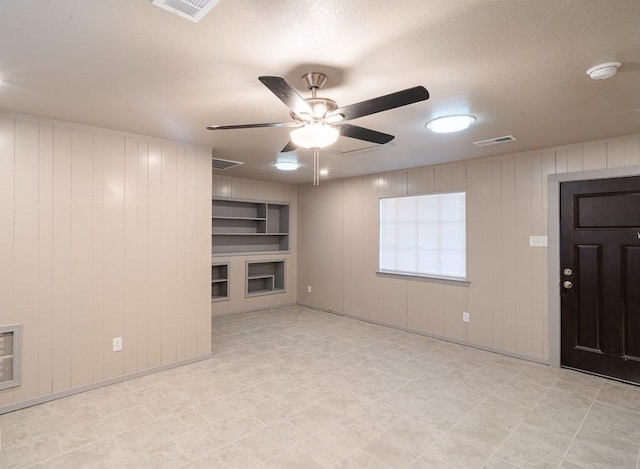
[379,192,466,281]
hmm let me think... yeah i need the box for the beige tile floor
[2,305,640,468]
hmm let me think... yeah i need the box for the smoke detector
[152,0,221,23]
[586,62,622,80]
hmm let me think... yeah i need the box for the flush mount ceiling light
[426,115,476,133]
[586,62,622,80]
[274,161,299,171]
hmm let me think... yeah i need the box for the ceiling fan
[207,72,429,185]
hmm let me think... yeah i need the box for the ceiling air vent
[473,135,518,147]
[212,157,244,171]
[151,0,221,23]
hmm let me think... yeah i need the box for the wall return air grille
[0,324,22,391]
[151,0,221,23]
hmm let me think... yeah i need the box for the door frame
[548,165,640,368]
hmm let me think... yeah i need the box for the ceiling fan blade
[281,141,297,153]
[207,122,300,130]
[332,86,429,121]
[335,123,395,145]
[258,76,313,116]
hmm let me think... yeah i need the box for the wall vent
[473,135,518,147]
[212,157,244,171]
[0,324,22,391]
[151,0,221,23]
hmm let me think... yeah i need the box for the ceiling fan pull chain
[313,149,320,186]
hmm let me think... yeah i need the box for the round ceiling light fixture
[586,62,622,80]
[426,115,476,133]
[274,161,299,171]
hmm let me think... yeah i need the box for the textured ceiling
[1,0,639,184]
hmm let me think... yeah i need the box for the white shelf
[246,260,284,297]
[248,274,274,280]
[212,216,266,221]
[211,263,229,302]
[212,198,290,255]
[246,288,275,296]
[211,233,287,236]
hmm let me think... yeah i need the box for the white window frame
[378,191,467,283]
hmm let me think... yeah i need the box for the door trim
[548,165,640,368]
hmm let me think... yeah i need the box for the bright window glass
[379,192,466,280]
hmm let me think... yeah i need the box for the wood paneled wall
[0,113,212,409]
[212,175,297,316]
[297,134,640,361]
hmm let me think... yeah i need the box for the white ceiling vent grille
[151,0,221,23]
[212,157,244,171]
[473,135,518,147]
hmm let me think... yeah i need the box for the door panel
[577,193,640,227]
[576,244,601,351]
[561,176,640,383]
[623,245,640,358]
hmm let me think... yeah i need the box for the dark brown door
[560,176,640,383]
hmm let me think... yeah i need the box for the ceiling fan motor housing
[301,72,328,91]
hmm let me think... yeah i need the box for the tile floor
[2,305,640,468]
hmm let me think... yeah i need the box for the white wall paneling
[0,112,211,412]
[297,134,640,362]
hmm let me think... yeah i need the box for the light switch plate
[529,235,548,247]
[113,337,122,352]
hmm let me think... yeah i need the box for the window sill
[376,271,470,287]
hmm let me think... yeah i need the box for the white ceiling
[1,0,639,184]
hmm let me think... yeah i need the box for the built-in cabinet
[211,263,229,302]
[246,260,285,297]
[212,198,289,255]
[212,198,290,303]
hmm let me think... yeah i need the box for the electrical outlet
[112,337,123,352]
[307,285,312,293]
[462,312,470,323]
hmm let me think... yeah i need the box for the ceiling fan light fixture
[290,122,340,149]
[426,115,476,133]
[274,161,299,171]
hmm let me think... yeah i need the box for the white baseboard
[0,353,212,415]
[297,302,550,366]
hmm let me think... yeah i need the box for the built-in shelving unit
[211,263,229,302]
[212,198,289,255]
[246,260,285,297]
